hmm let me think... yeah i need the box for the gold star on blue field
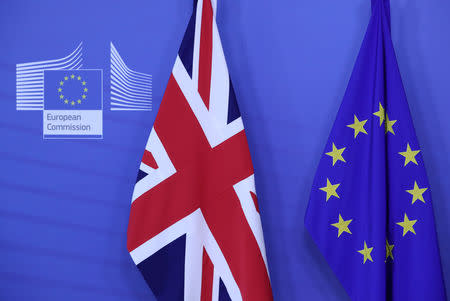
[319,178,340,201]
[406,181,428,204]
[325,143,346,166]
[373,102,385,126]
[357,241,374,264]
[399,143,420,166]
[385,113,397,135]
[331,214,352,237]
[385,239,394,261]
[396,213,417,236]
[347,114,368,138]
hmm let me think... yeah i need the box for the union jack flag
[126,0,273,300]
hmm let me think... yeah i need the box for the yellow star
[59,95,64,99]
[82,94,86,99]
[406,181,428,204]
[70,74,75,79]
[59,81,64,86]
[385,114,397,135]
[77,99,81,104]
[319,178,340,201]
[331,214,352,237]
[373,102,385,126]
[325,143,346,166]
[396,213,417,236]
[385,239,394,261]
[58,87,62,92]
[77,76,81,80]
[71,100,75,106]
[357,241,374,264]
[399,143,420,166]
[347,115,368,138]
[64,76,68,80]
[82,81,86,85]
[64,99,68,104]
[83,88,88,92]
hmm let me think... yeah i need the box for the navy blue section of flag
[219,279,232,301]
[137,235,186,300]
[305,0,446,300]
[227,80,241,124]
[178,1,198,79]
[136,169,148,183]
[44,70,102,110]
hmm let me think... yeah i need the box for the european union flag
[304,0,446,300]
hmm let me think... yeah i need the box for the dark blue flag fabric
[304,0,446,300]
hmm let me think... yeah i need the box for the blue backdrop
[1,0,448,300]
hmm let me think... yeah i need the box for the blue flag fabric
[304,0,446,300]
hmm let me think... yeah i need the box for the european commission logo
[16,42,152,139]
[43,70,102,139]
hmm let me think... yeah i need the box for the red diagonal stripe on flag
[142,150,158,169]
[198,0,213,108]
[250,191,260,213]
[201,248,214,301]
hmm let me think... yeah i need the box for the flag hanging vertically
[127,0,273,300]
[305,0,446,300]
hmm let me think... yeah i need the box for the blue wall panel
[0,0,448,300]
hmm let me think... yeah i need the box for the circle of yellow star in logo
[57,73,88,106]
